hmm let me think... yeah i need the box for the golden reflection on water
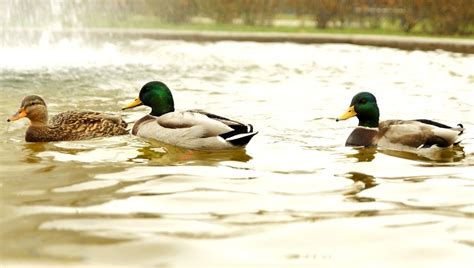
[380,146,466,163]
[344,172,377,190]
[21,143,49,163]
[346,147,377,162]
[346,146,466,163]
[133,141,252,166]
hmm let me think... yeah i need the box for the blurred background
[2,0,473,36]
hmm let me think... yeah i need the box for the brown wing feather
[25,111,128,142]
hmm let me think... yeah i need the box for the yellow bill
[337,105,357,121]
[122,98,143,110]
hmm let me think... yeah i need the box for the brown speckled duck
[7,95,129,142]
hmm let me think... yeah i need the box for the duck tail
[225,131,258,146]
[429,123,464,147]
[452,123,465,145]
[120,119,128,129]
[456,123,464,135]
[220,124,258,146]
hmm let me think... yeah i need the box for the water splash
[0,0,134,46]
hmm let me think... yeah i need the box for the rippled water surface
[1,38,473,267]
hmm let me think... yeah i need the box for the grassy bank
[83,15,474,39]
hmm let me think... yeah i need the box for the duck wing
[157,110,257,146]
[53,111,127,127]
[414,119,464,136]
[379,120,464,148]
[51,111,128,136]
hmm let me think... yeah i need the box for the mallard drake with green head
[122,81,258,150]
[337,92,464,149]
[8,95,129,142]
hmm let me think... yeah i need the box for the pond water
[1,38,473,267]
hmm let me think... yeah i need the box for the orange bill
[7,108,27,122]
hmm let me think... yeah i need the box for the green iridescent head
[337,92,380,128]
[123,81,175,117]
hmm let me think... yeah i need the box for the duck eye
[359,98,367,104]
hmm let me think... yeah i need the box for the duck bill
[337,106,357,121]
[7,108,27,122]
[122,98,143,110]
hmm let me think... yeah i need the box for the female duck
[122,81,257,150]
[8,95,129,142]
[337,92,464,149]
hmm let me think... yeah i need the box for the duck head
[8,95,48,125]
[123,81,175,117]
[337,92,380,128]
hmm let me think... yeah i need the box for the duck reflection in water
[345,172,377,190]
[379,145,465,163]
[21,143,48,164]
[345,145,465,163]
[346,147,377,162]
[131,140,252,165]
